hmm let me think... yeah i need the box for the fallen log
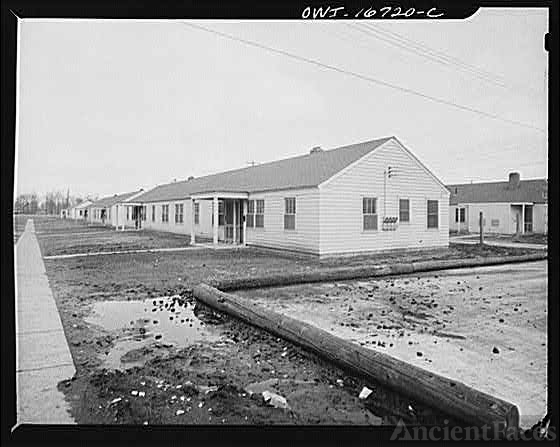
[213,253,547,291]
[193,283,520,434]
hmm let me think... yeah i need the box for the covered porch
[190,192,248,247]
[511,203,533,234]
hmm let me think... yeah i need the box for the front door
[524,205,533,233]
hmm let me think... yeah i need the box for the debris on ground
[262,390,290,410]
[358,386,373,400]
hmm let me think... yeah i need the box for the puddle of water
[86,295,221,370]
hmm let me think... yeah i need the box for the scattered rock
[262,390,290,410]
[416,352,423,357]
[492,347,500,354]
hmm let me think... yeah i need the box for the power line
[348,23,509,89]
[179,22,545,133]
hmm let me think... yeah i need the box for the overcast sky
[16,8,548,198]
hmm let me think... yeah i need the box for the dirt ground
[236,261,548,429]
[13,214,30,243]
[25,216,546,426]
[457,233,548,245]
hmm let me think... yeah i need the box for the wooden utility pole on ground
[479,211,484,245]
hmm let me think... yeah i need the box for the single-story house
[69,200,93,220]
[88,190,144,228]
[447,172,548,234]
[134,136,450,256]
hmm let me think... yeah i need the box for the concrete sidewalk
[15,220,75,424]
[450,238,548,250]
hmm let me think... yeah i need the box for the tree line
[13,191,96,215]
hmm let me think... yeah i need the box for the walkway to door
[190,192,248,247]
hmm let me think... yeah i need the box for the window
[399,199,410,222]
[175,204,184,224]
[194,203,199,225]
[152,205,155,222]
[213,200,225,226]
[142,206,147,221]
[126,207,129,220]
[284,197,296,230]
[459,208,465,223]
[427,200,438,228]
[256,200,265,228]
[246,200,254,227]
[363,197,378,231]
[162,204,169,223]
[455,208,459,222]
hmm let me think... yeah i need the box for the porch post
[242,199,247,246]
[213,196,219,246]
[521,205,525,234]
[233,200,237,244]
[190,199,195,245]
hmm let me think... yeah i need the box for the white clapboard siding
[140,199,216,237]
[246,188,320,254]
[459,202,513,234]
[319,139,449,256]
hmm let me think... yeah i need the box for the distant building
[132,136,450,256]
[447,172,548,234]
[69,200,93,220]
[88,190,144,229]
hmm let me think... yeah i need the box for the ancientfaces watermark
[390,417,555,441]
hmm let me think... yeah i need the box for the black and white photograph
[3,1,556,443]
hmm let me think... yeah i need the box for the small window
[175,204,184,224]
[459,208,465,223]
[399,199,410,223]
[162,204,169,223]
[256,199,265,228]
[491,219,500,227]
[427,200,438,228]
[455,208,459,223]
[246,200,254,228]
[194,203,199,225]
[284,198,296,230]
[363,197,378,230]
[152,205,155,222]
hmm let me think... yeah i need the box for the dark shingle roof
[90,190,143,208]
[136,137,393,203]
[447,179,547,205]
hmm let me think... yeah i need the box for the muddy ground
[26,216,545,426]
[237,261,548,429]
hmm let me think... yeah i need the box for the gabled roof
[447,179,547,205]
[135,137,393,203]
[73,200,93,210]
[90,190,143,208]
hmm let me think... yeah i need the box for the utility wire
[349,23,510,89]
[180,22,544,133]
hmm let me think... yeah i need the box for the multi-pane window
[399,199,410,222]
[162,204,169,223]
[152,205,156,222]
[142,205,147,221]
[194,203,200,225]
[246,200,255,228]
[363,197,378,231]
[459,208,465,223]
[284,198,296,230]
[213,200,225,226]
[427,200,439,228]
[175,204,184,224]
[255,200,265,228]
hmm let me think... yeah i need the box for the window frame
[162,204,169,223]
[362,197,378,231]
[255,199,265,228]
[427,200,439,229]
[152,205,156,222]
[399,198,410,223]
[246,200,255,228]
[459,207,465,223]
[175,203,184,224]
[194,202,200,225]
[284,197,296,230]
